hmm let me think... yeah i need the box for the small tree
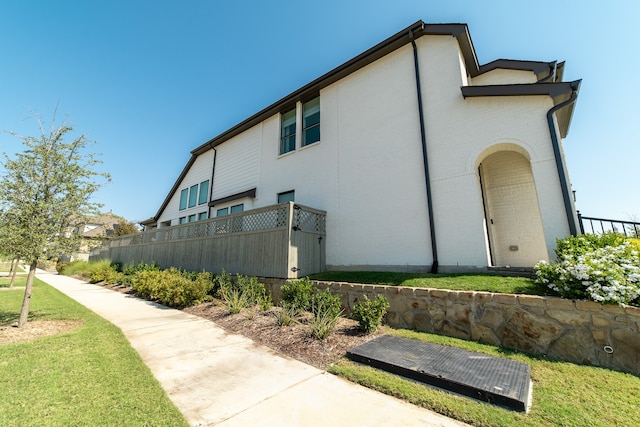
[0,113,110,327]
[114,219,140,236]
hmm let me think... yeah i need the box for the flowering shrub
[534,235,640,306]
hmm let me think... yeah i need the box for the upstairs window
[179,189,188,210]
[198,180,209,205]
[179,180,209,211]
[188,184,198,208]
[280,108,296,155]
[302,97,320,146]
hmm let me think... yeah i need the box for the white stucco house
[140,21,581,274]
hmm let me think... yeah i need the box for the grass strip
[0,279,188,427]
[310,271,544,294]
[329,328,640,427]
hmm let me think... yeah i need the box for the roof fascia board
[461,82,576,100]
[209,188,257,207]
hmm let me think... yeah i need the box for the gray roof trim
[208,188,257,207]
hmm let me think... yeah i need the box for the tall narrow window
[179,189,188,210]
[198,180,209,205]
[188,184,198,208]
[280,108,296,154]
[302,97,320,146]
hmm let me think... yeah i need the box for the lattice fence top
[95,203,325,251]
[294,207,326,233]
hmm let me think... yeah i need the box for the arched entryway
[478,150,548,267]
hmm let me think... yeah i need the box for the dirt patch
[0,319,83,345]
[184,301,382,370]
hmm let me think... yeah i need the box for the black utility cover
[347,335,531,412]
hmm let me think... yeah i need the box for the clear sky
[1,1,638,224]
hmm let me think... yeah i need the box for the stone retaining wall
[264,280,640,375]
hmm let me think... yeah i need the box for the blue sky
[1,1,638,224]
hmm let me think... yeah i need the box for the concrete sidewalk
[37,270,468,427]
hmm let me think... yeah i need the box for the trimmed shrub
[90,263,122,284]
[280,277,314,312]
[131,268,213,308]
[351,295,390,333]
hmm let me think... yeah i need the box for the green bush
[56,261,70,274]
[216,272,269,313]
[351,295,390,333]
[131,268,213,308]
[90,264,122,285]
[310,289,342,319]
[280,277,314,312]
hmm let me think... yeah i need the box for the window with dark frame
[280,108,296,155]
[277,190,295,204]
[198,180,209,205]
[179,189,188,210]
[302,97,320,146]
[188,184,198,208]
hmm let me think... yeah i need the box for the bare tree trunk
[17,259,38,328]
[9,258,19,289]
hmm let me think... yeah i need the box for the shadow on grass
[0,310,49,325]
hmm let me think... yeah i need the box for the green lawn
[330,328,640,427]
[0,280,188,426]
[310,271,545,294]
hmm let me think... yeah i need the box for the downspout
[208,145,217,218]
[409,28,439,273]
[546,81,580,236]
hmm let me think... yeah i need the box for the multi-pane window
[179,180,209,211]
[278,190,295,204]
[198,180,209,205]
[302,97,320,146]
[198,212,208,221]
[217,204,243,217]
[179,189,188,210]
[280,108,296,155]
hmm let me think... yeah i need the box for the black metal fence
[577,212,640,238]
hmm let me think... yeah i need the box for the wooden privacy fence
[90,202,326,278]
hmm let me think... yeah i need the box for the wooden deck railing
[90,202,326,278]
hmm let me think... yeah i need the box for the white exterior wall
[157,150,215,226]
[471,69,538,85]
[254,45,432,269]
[152,33,574,271]
[212,125,262,202]
[415,36,569,267]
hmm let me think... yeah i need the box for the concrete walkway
[37,270,469,427]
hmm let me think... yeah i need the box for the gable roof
[145,20,577,224]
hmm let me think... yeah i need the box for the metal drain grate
[347,335,531,412]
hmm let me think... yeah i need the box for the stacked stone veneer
[265,280,640,375]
